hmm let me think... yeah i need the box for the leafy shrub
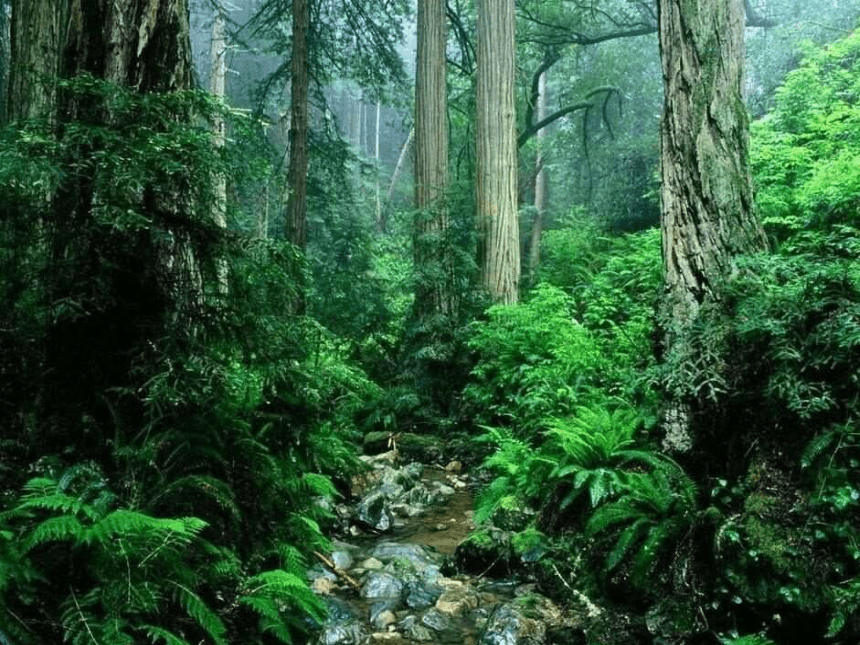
[463,283,606,433]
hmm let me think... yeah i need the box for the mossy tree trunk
[414,0,451,317]
[476,0,519,304]
[658,0,767,451]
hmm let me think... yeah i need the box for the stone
[317,623,368,645]
[404,582,444,609]
[436,586,479,617]
[399,616,434,642]
[421,608,454,632]
[436,484,456,496]
[445,460,463,473]
[370,606,398,630]
[480,603,545,645]
[356,491,393,532]
[370,542,443,572]
[312,578,338,595]
[331,550,354,571]
[361,572,405,601]
[359,557,384,571]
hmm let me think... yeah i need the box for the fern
[586,464,699,588]
[171,582,227,645]
[140,625,194,645]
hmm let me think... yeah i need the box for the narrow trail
[309,454,577,645]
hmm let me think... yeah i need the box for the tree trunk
[0,0,10,123]
[528,70,548,286]
[7,0,68,123]
[210,2,227,231]
[286,0,309,249]
[374,98,382,230]
[414,0,450,316]
[476,0,519,304]
[658,0,767,451]
[387,126,413,202]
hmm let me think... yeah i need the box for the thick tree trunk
[7,0,68,122]
[658,0,767,451]
[414,0,450,316]
[286,0,309,249]
[528,70,548,286]
[476,0,519,304]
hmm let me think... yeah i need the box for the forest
[0,0,859,644]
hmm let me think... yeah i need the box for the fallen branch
[313,551,361,591]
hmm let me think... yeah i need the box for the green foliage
[540,218,661,400]
[464,284,606,432]
[585,463,698,588]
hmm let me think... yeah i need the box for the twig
[313,551,361,591]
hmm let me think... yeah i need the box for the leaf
[171,582,228,645]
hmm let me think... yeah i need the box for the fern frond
[157,475,240,518]
[17,492,97,520]
[238,596,294,644]
[606,519,647,570]
[171,582,228,645]
[140,625,194,645]
[244,570,325,624]
[801,430,837,469]
[301,473,338,498]
[23,515,86,550]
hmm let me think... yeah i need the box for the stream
[308,450,584,645]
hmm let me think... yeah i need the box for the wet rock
[312,578,338,595]
[317,622,369,645]
[480,603,545,645]
[371,542,443,572]
[370,601,399,630]
[404,581,444,609]
[422,608,454,632]
[436,484,456,496]
[307,564,338,582]
[356,491,393,532]
[399,616,434,642]
[359,557,384,571]
[445,460,463,473]
[331,550,354,571]
[389,502,424,517]
[362,572,405,601]
[436,585,479,617]
[316,599,367,645]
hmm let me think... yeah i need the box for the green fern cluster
[585,461,698,587]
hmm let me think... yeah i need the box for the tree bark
[476,0,519,304]
[658,0,767,451]
[210,1,227,231]
[286,0,309,249]
[414,0,451,316]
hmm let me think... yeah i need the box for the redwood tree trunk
[476,0,519,304]
[286,0,309,249]
[658,0,767,450]
[414,0,450,316]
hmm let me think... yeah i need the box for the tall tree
[210,1,228,231]
[476,0,519,304]
[528,69,548,286]
[414,0,450,316]
[658,0,767,451]
[286,0,309,249]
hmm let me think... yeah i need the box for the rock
[312,578,338,595]
[359,557,384,571]
[362,572,405,601]
[445,460,463,473]
[331,550,354,571]
[370,542,443,572]
[356,491,393,532]
[317,623,369,645]
[307,564,338,582]
[421,608,454,632]
[434,523,448,531]
[480,603,545,645]
[399,616,434,642]
[436,484,456,496]
[370,603,398,630]
[404,581,444,609]
[364,433,441,460]
[435,585,479,617]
